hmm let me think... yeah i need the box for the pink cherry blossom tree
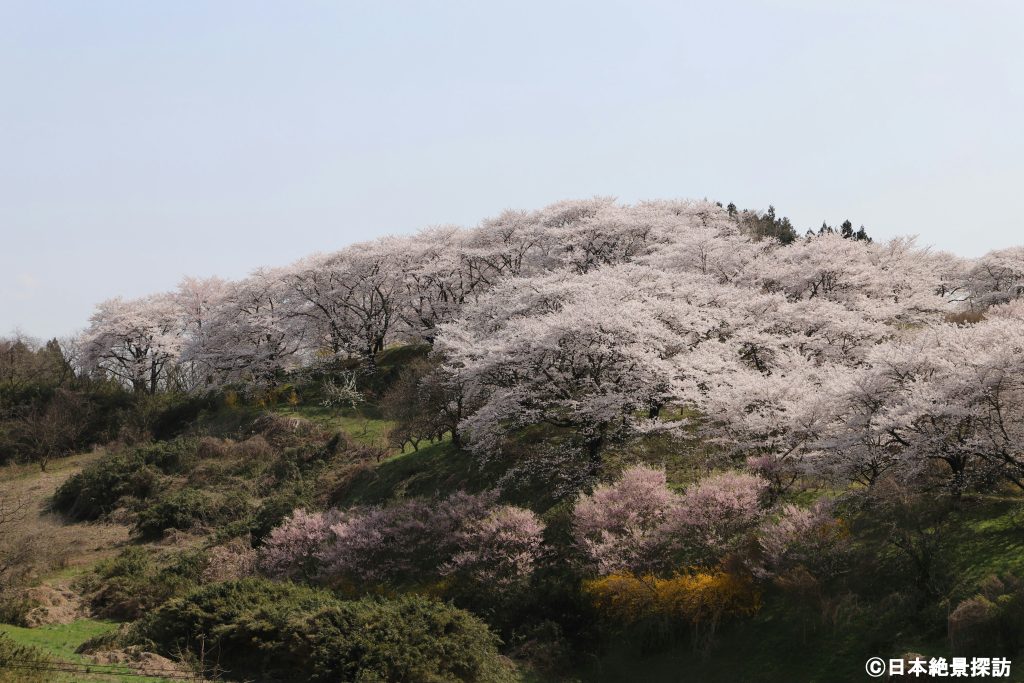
[572,465,682,575]
[442,505,545,590]
[258,508,344,580]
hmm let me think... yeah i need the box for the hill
[2,197,1024,681]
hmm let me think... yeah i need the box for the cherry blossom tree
[638,200,766,284]
[753,499,848,581]
[398,228,498,343]
[281,241,404,368]
[173,276,228,391]
[877,311,1024,493]
[573,465,769,575]
[316,492,494,585]
[958,247,1024,310]
[745,233,950,327]
[572,465,682,575]
[258,493,545,591]
[80,293,184,394]
[186,268,305,388]
[438,267,692,462]
[258,508,344,580]
[442,505,545,590]
[540,197,657,274]
[671,470,769,561]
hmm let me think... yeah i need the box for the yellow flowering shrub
[583,570,761,625]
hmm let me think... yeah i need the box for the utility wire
[0,657,207,680]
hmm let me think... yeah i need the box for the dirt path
[0,452,131,590]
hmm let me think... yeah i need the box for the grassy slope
[0,619,184,682]
[0,458,187,682]
[0,453,131,579]
[945,495,1024,592]
[273,404,396,452]
[332,441,497,505]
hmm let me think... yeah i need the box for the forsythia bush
[583,570,761,625]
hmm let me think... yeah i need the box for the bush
[133,489,215,539]
[949,596,999,655]
[133,488,249,540]
[949,574,1024,657]
[134,578,514,682]
[53,439,199,521]
[147,393,216,441]
[53,452,156,520]
[79,546,206,620]
[131,439,198,474]
[201,540,257,583]
[268,438,341,484]
[0,633,49,683]
[582,570,761,646]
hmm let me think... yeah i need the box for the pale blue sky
[2,1,1022,339]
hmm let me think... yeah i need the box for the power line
[0,657,207,680]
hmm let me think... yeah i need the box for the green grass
[332,441,491,506]
[274,404,396,451]
[942,494,1024,595]
[0,619,181,682]
[0,619,114,661]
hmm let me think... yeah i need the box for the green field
[0,619,183,682]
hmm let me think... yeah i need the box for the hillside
[2,198,1024,682]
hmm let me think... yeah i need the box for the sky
[2,0,1023,339]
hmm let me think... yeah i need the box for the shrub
[131,438,199,474]
[147,393,216,440]
[53,439,199,521]
[134,578,514,682]
[195,436,227,459]
[133,488,231,539]
[201,540,257,583]
[268,436,342,484]
[583,570,761,651]
[229,434,275,461]
[0,633,49,683]
[80,546,206,620]
[949,574,1024,656]
[250,493,306,545]
[583,571,761,625]
[133,489,214,539]
[949,596,999,655]
[53,451,156,520]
